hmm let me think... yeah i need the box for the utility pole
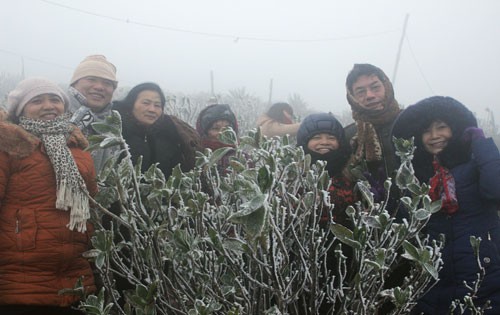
[392,14,409,85]
[21,56,25,79]
[268,78,273,105]
[210,70,215,96]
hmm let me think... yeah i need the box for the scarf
[305,145,351,178]
[346,75,401,168]
[428,158,459,215]
[326,176,355,226]
[20,115,91,232]
[351,121,383,164]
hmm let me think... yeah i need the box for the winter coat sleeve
[168,115,202,171]
[259,120,300,137]
[0,152,9,202]
[472,137,500,200]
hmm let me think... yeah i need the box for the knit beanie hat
[196,104,238,135]
[297,113,345,147]
[70,55,117,87]
[7,77,70,118]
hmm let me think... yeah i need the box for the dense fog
[1,0,499,122]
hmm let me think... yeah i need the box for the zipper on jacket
[15,210,20,233]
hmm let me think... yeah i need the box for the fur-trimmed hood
[392,96,477,182]
[0,120,88,159]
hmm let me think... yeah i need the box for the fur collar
[0,120,88,158]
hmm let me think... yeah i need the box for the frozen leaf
[330,223,362,250]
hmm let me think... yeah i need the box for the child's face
[307,133,339,154]
[207,119,231,141]
[422,120,453,155]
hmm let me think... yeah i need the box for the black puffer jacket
[116,108,201,178]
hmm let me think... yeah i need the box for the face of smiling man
[72,76,116,112]
[351,74,386,111]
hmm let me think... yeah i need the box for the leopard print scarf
[19,115,90,232]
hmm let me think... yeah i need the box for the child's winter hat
[70,55,117,87]
[297,113,345,147]
[196,104,238,135]
[7,77,70,118]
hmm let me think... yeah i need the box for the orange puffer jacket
[0,121,97,307]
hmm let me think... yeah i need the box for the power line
[40,0,399,43]
[404,35,435,94]
[0,48,73,70]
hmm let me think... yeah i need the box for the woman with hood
[392,96,500,314]
[0,78,97,314]
[297,112,354,226]
[196,103,238,173]
[297,113,355,314]
[113,82,201,178]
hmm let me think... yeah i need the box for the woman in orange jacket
[0,78,97,315]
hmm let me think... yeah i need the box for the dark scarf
[305,145,351,178]
[19,115,90,232]
[428,157,459,215]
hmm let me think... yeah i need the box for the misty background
[1,0,499,125]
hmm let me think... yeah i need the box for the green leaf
[363,216,382,229]
[395,162,415,190]
[231,194,268,217]
[364,259,381,271]
[414,208,431,221]
[91,122,121,136]
[100,136,121,149]
[430,199,443,214]
[223,238,246,254]
[257,165,273,192]
[393,287,409,306]
[402,240,420,261]
[357,181,374,209]
[423,262,439,280]
[208,147,234,168]
[95,252,106,269]
[330,223,362,250]
[219,127,238,146]
[229,205,268,240]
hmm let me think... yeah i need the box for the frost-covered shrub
[79,112,447,315]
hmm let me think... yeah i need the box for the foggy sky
[1,0,499,121]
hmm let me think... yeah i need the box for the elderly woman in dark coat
[113,82,201,178]
[392,96,500,314]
